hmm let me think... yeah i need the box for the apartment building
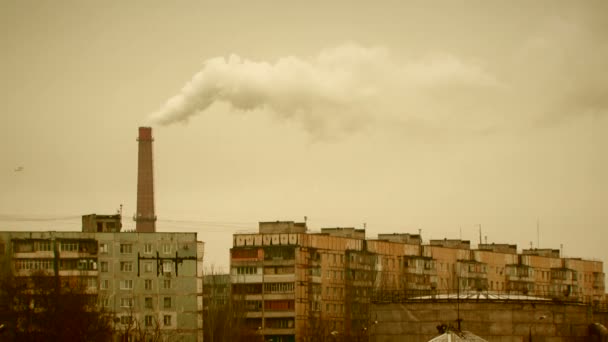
[0,226,204,341]
[230,221,606,342]
[230,222,424,342]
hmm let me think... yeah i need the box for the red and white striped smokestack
[135,127,156,232]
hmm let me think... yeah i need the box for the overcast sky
[1,1,607,271]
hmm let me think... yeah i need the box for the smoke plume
[148,43,498,137]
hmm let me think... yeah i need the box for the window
[101,297,110,307]
[120,297,133,307]
[163,244,171,254]
[163,297,171,309]
[264,283,294,293]
[236,266,256,275]
[14,259,54,271]
[35,241,51,251]
[120,262,133,272]
[145,279,153,290]
[86,277,97,288]
[0,243,5,254]
[163,315,172,326]
[101,279,110,290]
[77,259,96,270]
[144,262,153,273]
[99,243,108,253]
[61,241,79,252]
[163,279,171,289]
[144,243,153,254]
[163,261,172,274]
[120,316,132,325]
[120,244,132,254]
[145,297,153,309]
[120,279,133,290]
[264,300,295,311]
[100,261,108,272]
[145,315,153,327]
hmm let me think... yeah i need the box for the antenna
[478,224,482,245]
[304,216,307,223]
[484,235,487,244]
[363,222,367,229]
[537,218,540,249]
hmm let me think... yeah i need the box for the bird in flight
[14,166,24,172]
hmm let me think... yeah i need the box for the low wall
[371,301,608,342]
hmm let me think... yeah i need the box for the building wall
[231,223,606,342]
[371,301,608,342]
[0,231,203,342]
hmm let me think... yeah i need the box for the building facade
[230,221,606,342]
[0,229,204,341]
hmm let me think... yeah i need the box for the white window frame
[61,242,79,252]
[86,277,97,288]
[163,261,172,274]
[120,244,132,254]
[120,297,134,308]
[120,279,133,290]
[120,262,133,272]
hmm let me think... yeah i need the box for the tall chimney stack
[135,127,156,232]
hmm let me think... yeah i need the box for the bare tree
[0,270,113,342]
[113,306,167,342]
[203,265,250,342]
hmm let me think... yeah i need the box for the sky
[1,1,607,271]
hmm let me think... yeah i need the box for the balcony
[263,259,295,266]
[265,274,295,283]
[232,274,263,283]
[507,274,534,283]
[263,311,296,318]
[263,293,294,301]
[58,270,98,277]
[245,311,263,318]
[308,275,322,283]
[262,328,295,335]
[59,251,97,258]
[13,251,54,259]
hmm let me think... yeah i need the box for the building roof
[428,331,488,342]
[413,292,550,301]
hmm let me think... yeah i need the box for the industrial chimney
[135,127,156,232]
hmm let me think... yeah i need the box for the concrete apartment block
[0,230,204,341]
[231,221,606,342]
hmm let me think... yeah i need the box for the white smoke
[149,43,499,136]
